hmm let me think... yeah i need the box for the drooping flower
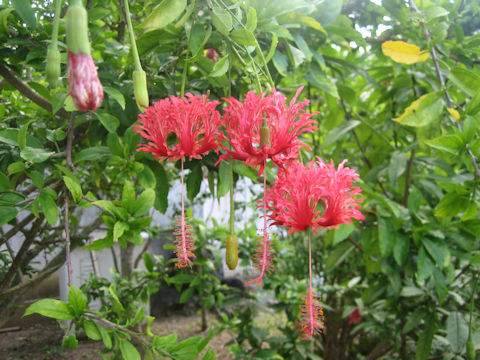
[218,87,317,174]
[264,158,363,340]
[134,93,222,162]
[264,158,364,233]
[134,93,222,268]
[67,52,104,112]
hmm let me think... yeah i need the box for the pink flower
[299,287,324,340]
[67,51,103,112]
[206,48,219,63]
[348,308,363,325]
[133,93,222,162]
[264,158,364,233]
[218,87,317,174]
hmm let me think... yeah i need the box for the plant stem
[51,0,63,47]
[180,60,188,97]
[229,156,234,234]
[122,0,142,71]
[65,196,72,286]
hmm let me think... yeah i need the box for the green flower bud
[133,70,149,111]
[66,3,90,55]
[225,234,238,270]
[46,45,61,88]
[467,336,475,360]
[260,119,270,148]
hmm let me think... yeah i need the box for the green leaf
[11,0,36,29]
[217,161,230,200]
[84,319,102,341]
[316,0,342,27]
[113,221,129,240]
[325,241,354,271]
[378,217,396,257]
[388,151,408,189]
[448,67,480,97]
[0,206,17,226]
[7,161,26,175]
[233,161,257,181]
[393,233,410,266]
[133,189,155,217]
[0,172,10,191]
[122,180,136,214]
[416,313,436,360]
[403,308,427,333]
[211,6,232,36]
[417,247,435,281]
[62,334,78,350]
[154,163,169,213]
[103,86,125,110]
[446,312,468,354]
[119,339,141,360]
[210,56,229,77]
[138,166,156,189]
[68,284,87,316]
[20,147,54,163]
[75,146,112,162]
[321,121,360,149]
[435,192,466,218]
[231,29,256,46]
[187,164,203,202]
[246,7,257,32]
[96,112,119,133]
[422,239,448,268]
[142,252,154,272]
[433,270,447,304]
[142,0,186,30]
[39,191,58,225]
[84,235,113,251]
[304,68,339,99]
[24,299,74,320]
[17,121,31,150]
[272,51,288,76]
[29,170,44,189]
[393,92,443,127]
[189,23,207,56]
[52,92,67,115]
[425,135,464,155]
[180,287,195,304]
[96,324,112,349]
[0,8,15,35]
[63,176,82,202]
[107,133,123,157]
[277,12,326,35]
[424,6,449,21]
[401,286,424,297]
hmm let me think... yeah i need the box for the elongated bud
[225,234,238,270]
[46,45,61,88]
[66,1,90,55]
[467,336,475,360]
[133,70,149,111]
[260,119,270,148]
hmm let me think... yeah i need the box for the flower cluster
[134,87,364,341]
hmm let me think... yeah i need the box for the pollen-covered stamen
[299,286,324,340]
[173,215,195,268]
[246,160,275,289]
[172,158,196,268]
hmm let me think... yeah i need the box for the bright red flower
[218,87,317,174]
[67,51,103,112]
[133,93,222,162]
[264,158,364,233]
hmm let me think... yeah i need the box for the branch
[0,63,69,118]
[409,1,480,179]
[403,146,417,206]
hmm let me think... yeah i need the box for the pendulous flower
[264,158,364,233]
[218,87,317,174]
[133,93,222,162]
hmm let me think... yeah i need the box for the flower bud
[206,48,219,63]
[66,2,90,55]
[133,70,149,111]
[67,51,103,112]
[260,119,270,148]
[46,45,61,88]
[225,234,238,270]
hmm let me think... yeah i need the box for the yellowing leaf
[393,92,443,127]
[447,108,460,121]
[382,40,430,65]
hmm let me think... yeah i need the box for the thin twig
[66,112,76,172]
[65,196,72,286]
[0,63,69,118]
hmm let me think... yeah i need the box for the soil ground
[0,313,234,360]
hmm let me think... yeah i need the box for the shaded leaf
[142,0,186,30]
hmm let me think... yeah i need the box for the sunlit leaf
[393,92,443,127]
[382,40,430,64]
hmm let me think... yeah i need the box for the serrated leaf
[24,299,74,320]
[103,86,125,110]
[20,147,54,163]
[210,56,229,77]
[68,284,87,315]
[425,135,464,155]
[447,312,468,354]
[96,112,119,133]
[394,92,443,127]
[142,0,186,30]
[39,191,58,225]
[382,40,430,64]
[211,6,232,36]
[231,29,256,46]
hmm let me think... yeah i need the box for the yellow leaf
[382,40,430,65]
[447,108,460,121]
